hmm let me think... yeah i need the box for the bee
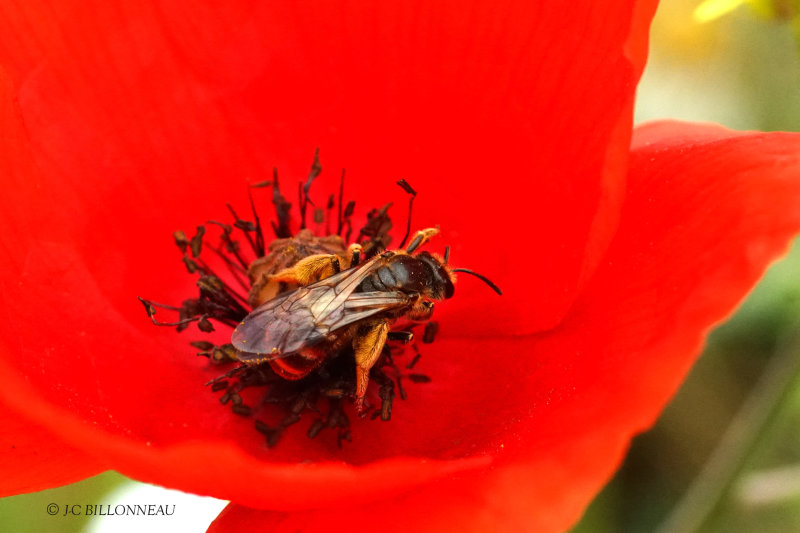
[231,227,501,416]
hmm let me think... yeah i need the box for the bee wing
[231,255,410,360]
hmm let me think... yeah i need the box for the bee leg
[353,318,390,417]
[268,253,342,286]
[406,299,434,321]
[348,243,363,268]
[404,227,440,254]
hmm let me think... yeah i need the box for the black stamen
[422,321,439,344]
[307,418,325,439]
[388,331,414,343]
[232,404,253,417]
[189,225,205,257]
[326,194,335,235]
[300,148,322,230]
[247,188,265,257]
[226,204,259,256]
[343,200,355,243]
[396,179,417,249]
[211,381,229,392]
[337,169,346,235]
[271,168,292,238]
[190,340,214,351]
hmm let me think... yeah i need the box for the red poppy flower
[2,1,800,531]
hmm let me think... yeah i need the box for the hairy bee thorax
[358,251,454,301]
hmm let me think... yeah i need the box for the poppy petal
[0,408,106,497]
[206,123,800,531]
[0,0,657,339]
[0,0,657,497]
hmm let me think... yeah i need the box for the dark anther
[422,322,439,344]
[255,418,282,447]
[232,404,253,417]
[290,396,307,415]
[271,168,292,238]
[357,204,393,256]
[182,256,198,274]
[173,230,189,253]
[408,373,432,383]
[189,225,205,258]
[299,148,322,230]
[326,194,335,235]
[266,429,281,448]
[138,296,156,317]
[233,219,256,232]
[396,179,417,250]
[197,317,215,332]
[406,353,422,369]
[337,430,352,449]
[190,340,214,351]
[280,412,302,427]
[342,200,356,239]
[396,375,407,401]
[307,419,325,439]
[211,381,229,392]
[387,331,414,343]
[226,203,261,257]
[380,394,393,421]
[137,296,206,329]
[254,419,271,435]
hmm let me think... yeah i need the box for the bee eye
[443,278,455,299]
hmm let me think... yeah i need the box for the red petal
[0,0,655,336]
[0,408,106,497]
[0,0,656,497]
[207,123,800,531]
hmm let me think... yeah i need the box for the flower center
[138,152,434,448]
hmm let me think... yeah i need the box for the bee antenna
[396,179,417,249]
[450,268,502,295]
[443,246,451,265]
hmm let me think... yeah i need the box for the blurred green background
[3,1,800,531]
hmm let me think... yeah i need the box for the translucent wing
[231,255,411,360]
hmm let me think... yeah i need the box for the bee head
[415,251,455,300]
